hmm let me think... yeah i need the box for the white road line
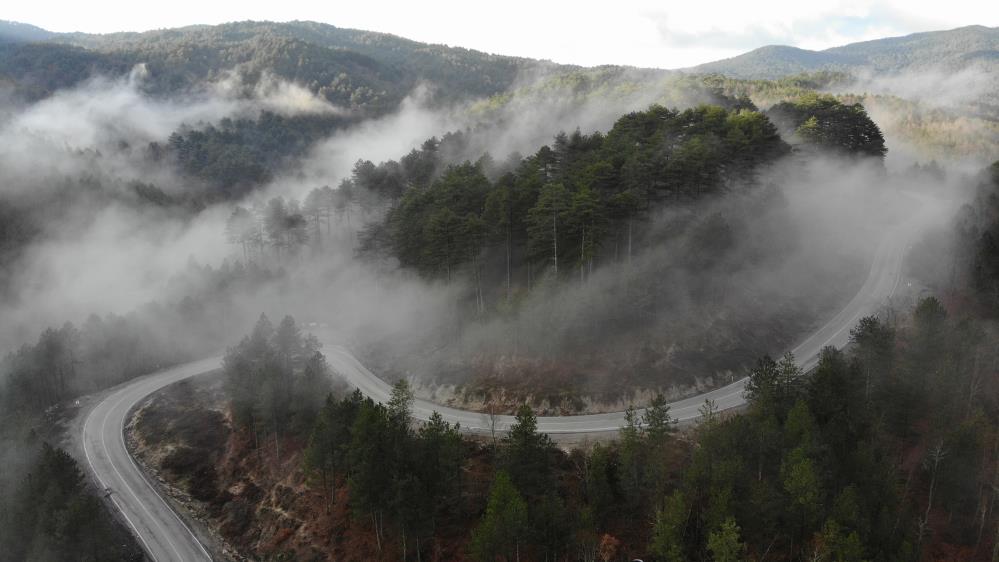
[102,391,185,561]
[115,383,213,561]
[82,392,161,562]
[79,195,932,561]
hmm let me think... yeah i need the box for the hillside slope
[0,20,573,108]
[689,25,999,78]
[0,20,54,43]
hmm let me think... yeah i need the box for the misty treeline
[225,96,882,297]
[211,94,891,409]
[161,110,357,199]
[0,317,181,415]
[642,295,998,562]
[220,313,468,554]
[957,161,999,313]
[304,387,466,557]
[0,263,288,562]
[622,70,998,162]
[363,103,790,286]
[223,313,332,446]
[0,259,279,419]
[210,293,999,561]
[0,439,142,561]
[0,262,280,560]
[365,95,879,298]
[768,93,887,158]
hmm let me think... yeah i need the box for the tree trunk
[627,218,633,265]
[506,227,512,303]
[865,364,871,404]
[373,512,382,552]
[321,471,330,514]
[552,207,558,275]
[475,255,484,315]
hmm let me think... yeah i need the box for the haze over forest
[0,12,998,562]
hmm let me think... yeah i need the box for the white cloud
[7,0,999,68]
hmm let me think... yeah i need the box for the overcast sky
[7,0,999,68]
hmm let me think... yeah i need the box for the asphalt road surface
[81,357,219,561]
[324,204,916,434]
[78,198,929,561]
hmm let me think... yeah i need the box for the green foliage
[470,471,529,562]
[707,517,745,562]
[0,41,133,100]
[744,352,802,419]
[295,363,466,556]
[0,442,142,561]
[642,294,999,561]
[583,444,618,526]
[347,399,396,521]
[781,446,822,525]
[642,393,678,446]
[223,313,329,438]
[532,493,572,561]
[503,404,556,497]
[649,490,689,562]
[958,162,999,314]
[769,93,887,158]
[0,280,272,420]
[370,103,789,285]
[165,112,353,198]
[388,379,415,425]
[816,519,866,562]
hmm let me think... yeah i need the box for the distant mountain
[0,20,53,44]
[689,25,999,78]
[4,20,997,118]
[0,20,573,110]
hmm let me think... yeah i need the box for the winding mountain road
[78,198,930,561]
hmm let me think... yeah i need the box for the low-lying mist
[361,156,961,412]
[0,61,980,413]
[0,64,711,348]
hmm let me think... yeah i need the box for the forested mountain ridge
[0,20,573,108]
[3,20,997,118]
[692,45,863,79]
[0,20,54,43]
[826,24,999,68]
[689,25,999,78]
[60,21,556,99]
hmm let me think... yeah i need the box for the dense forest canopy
[768,93,888,158]
[0,440,142,561]
[163,110,358,199]
[363,103,792,281]
[189,286,999,561]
